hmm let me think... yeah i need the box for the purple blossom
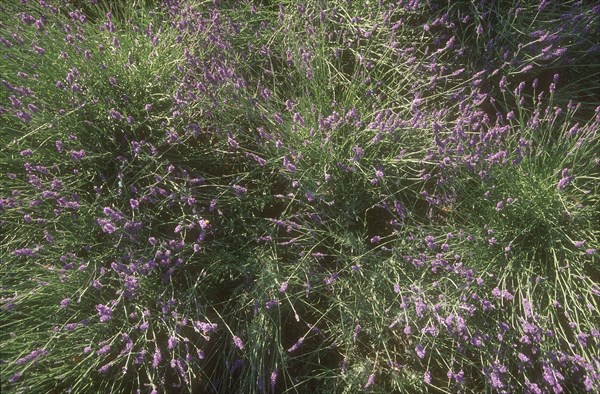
[103,207,123,221]
[9,95,23,109]
[518,353,530,363]
[247,153,266,166]
[96,304,113,322]
[424,370,432,384]
[227,132,239,149]
[233,184,247,196]
[285,99,295,111]
[364,373,375,388]
[265,299,279,309]
[13,248,35,257]
[287,337,304,352]
[415,298,427,318]
[557,176,571,191]
[352,146,364,161]
[279,281,288,293]
[543,364,557,387]
[526,383,543,394]
[270,369,279,392]
[152,347,162,368]
[233,335,244,350]
[168,336,178,350]
[293,112,305,126]
[489,369,504,389]
[109,108,122,121]
[283,156,296,172]
[193,321,218,336]
[230,358,244,373]
[454,370,465,384]
[70,149,86,161]
[16,348,48,365]
[16,111,33,123]
[96,344,111,356]
[415,344,426,359]
[324,273,339,286]
[98,363,111,374]
[98,219,117,234]
[522,298,533,318]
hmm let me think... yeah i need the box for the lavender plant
[1,0,598,393]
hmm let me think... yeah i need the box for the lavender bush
[1,0,598,393]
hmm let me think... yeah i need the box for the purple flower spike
[287,337,304,352]
[98,363,111,374]
[324,273,338,285]
[557,177,571,190]
[424,370,432,384]
[96,344,111,356]
[557,168,572,190]
[270,369,279,392]
[168,336,178,350]
[96,304,113,322]
[233,335,244,351]
[233,184,247,196]
[152,347,162,368]
[364,373,375,388]
[265,299,279,309]
[279,281,288,293]
[13,248,35,257]
[70,149,86,161]
[109,108,122,121]
[283,156,296,172]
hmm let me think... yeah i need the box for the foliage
[1,0,598,393]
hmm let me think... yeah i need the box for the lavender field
[1,0,599,392]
